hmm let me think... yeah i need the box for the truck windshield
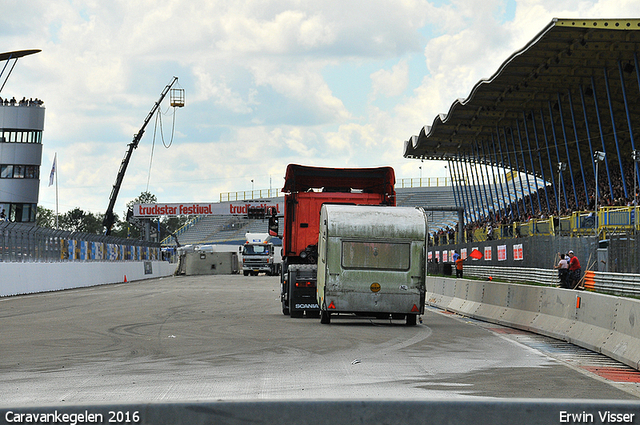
[243,245,269,255]
[341,241,410,271]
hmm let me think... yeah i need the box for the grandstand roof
[404,18,640,184]
[0,49,41,62]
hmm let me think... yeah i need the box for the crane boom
[103,76,178,235]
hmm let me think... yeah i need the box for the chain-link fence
[0,222,163,263]
[606,233,640,274]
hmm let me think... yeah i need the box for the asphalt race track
[0,274,639,405]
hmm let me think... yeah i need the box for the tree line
[36,192,189,240]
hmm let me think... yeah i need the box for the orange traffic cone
[124,275,128,283]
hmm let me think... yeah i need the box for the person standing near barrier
[567,250,582,289]
[455,256,466,278]
[554,253,569,288]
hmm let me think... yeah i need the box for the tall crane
[103,76,182,235]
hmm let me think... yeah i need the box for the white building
[0,49,44,223]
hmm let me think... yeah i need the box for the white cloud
[2,0,638,217]
[371,60,409,98]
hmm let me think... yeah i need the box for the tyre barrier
[427,276,640,371]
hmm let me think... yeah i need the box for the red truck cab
[277,164,396,317]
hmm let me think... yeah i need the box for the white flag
[49,153,57,186]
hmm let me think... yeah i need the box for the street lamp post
[557,162,566,216]
[633,150,639,232]
[633,150,639,207]
[594,151,606,235]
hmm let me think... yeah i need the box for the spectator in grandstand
[554,253,569,288]
[567,250,582,289]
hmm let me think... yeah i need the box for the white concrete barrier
[0,261,177,297]
[427,276,640,370]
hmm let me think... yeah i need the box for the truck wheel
[282,298,290,315]
[406,314,417,326]
[320,310,331,324]
[243,271,249,276]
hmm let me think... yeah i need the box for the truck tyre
[406,314,417,326]
[243,271,249,276]
[282,299,290,315]
[320,310,331,324]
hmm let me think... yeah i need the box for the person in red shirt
[567,250,581,289]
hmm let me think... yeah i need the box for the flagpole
[49,153,58,229]
[55,156,59,229]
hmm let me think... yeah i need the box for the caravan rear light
[295,281,316,288]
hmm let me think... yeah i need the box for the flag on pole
[49,153,57,186]
[469,248,483,260]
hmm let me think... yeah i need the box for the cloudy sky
[2,0,638,217]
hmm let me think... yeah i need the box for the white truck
[316,205,427,325]
[241,233,282,276]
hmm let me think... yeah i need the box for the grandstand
[165,185,460,247]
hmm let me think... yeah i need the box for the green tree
[57,208,104,234]
[36,206,56,228]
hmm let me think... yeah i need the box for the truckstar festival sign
[133,201,283,217]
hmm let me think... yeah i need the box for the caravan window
[341,241,410,271]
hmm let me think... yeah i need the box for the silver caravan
[317,205,427,326]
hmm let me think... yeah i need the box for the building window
[0,129,42,144]
[1,165,13,178]
[0,203,36,222]
[0,164,39,179]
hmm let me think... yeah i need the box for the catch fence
[0,221,163,263]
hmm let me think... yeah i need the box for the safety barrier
[464,265,557,286]
[426,276,640,371]
[2,400,640,425]
[0,260,177,297]
[463,265,640,297]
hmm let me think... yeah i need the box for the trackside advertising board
[133,201,283,217]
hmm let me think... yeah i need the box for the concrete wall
[0,261,177,297]
[184,251,239,275]
[427,276,640,371]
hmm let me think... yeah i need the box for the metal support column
[500,127,521,218]
[508,125,529,216]
[591,76,614,202]
[603,67,629,198]
[463,153,481,222]
[517,118,539,214]
[547,102,569,212]
[555,94,579,209]
[578,84,598,198]
[529,111,550,213]
[472,143,489,219]
[568,90,589,206]
[478,140,496,219]
[492,132,510,218]
[618,60,639,197]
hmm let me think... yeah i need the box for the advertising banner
[133,201,284,217]
[498,245,507,261]
[513,243,524,261]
